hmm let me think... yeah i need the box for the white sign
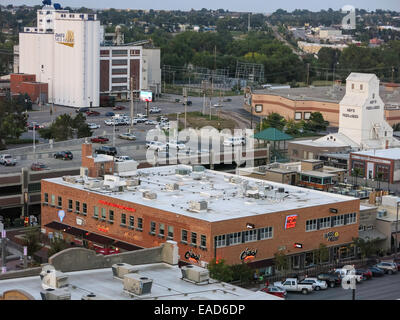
[76,218,84,226]
[140,91,152,102]
[58,210,65,223]
[23,246,27,256]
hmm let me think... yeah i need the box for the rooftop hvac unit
[181,265,210,284]
[229,176,242,184]
[123,273,153,295]
[246,189,260,199]
[189,200,208,212]
[80,167,89,177]
[81,293,109,300]
[41,268,69,290]
[112,263,137,279]
[175,168,191,175]
[143,191,157,200]
[192,165,205,172]
[166,183,179,191]
[258,166,268,172]
[40,288,71,300]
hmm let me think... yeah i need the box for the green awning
[252,127,293,141]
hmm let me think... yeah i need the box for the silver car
[375,262,398,274]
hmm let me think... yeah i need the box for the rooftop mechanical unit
[126,178,141,186]
[181,265,210,284]
[40,265,69,290]
[112,263,138,279]
[143,191,157,200]
[192,165,205,172]
[81,293,109,300]
[175,168,191,176]
[166,183,179,191]
[40,288,71,300]
[189,200,208,212]
[229,176,242,184]
[123,273,153,295]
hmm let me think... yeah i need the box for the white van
[223,136,246,146]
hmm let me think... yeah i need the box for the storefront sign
[76,218,85,226]
[351,155,391,164]
[184,249,201,263]
[98,200,136,212]
[324,231,339,242]
[58,210,65,222]
[96,224,109,233]
[240,248,257,262]
[294,243,303,248]
[285,215,298,229]
[246,223,255,229]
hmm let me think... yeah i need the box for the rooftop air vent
[189,200,208,212]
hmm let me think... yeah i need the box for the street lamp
[32,121,37,161]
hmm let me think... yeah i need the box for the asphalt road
[286,271,400,300]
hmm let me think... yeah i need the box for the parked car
[53,151,73,160]
[298,277,328,291]
[0,154,17,166]
[118,133,136,140]
[273,278,314,294]
[333,268,363,283]
[115,156,133,162]
[136,113,147,119]
[368,266,385,277]
[213,103,223,108]
[86,110,100,116]
[223,136,246,146]
[145,120,158,125]
[260,286,287,299]
[355,269,373,280]
[149,107,161,114]
[76,107,89,113]
[223,98,232,102]
[146,141,167,151]
[31,162,48,171]
[90,136,109,143]
[88,123,100,129]
[27,123,44,130]
[135,117,147,123]
[317,273,341,288]
[105,111,115,117]
[375,262,398,274]
[95,146,117,156]
[183,100,192,106]
[159,116,169,122]
[113,105,126,110]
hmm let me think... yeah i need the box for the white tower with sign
[338,73,400,150]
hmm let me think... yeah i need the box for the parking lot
[285,271,400,300]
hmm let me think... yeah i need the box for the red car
[90,136,109,143]
[113,105,126,110]
[95,247,120,255]
[31,162,48,171]
[260,286,286,299]
[86,111,100,116]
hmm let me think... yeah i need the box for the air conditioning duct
[112,263,137,279]
[123,273,153,295]
[181,265,210,283]
[40,288,71,300]
[189,200,208,212]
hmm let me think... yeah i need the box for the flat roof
[45,165,358,223]
[0,263,280,300]
[351,148,400,160]
[301,170,335,178]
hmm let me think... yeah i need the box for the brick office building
[41,155,360,275]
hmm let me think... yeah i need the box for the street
[285,272,400,300]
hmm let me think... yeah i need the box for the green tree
[274,250,289,272]
[303,112,329,132]
[47,238,69,258]
[313,243,329,264]
[259,112,287,131]
[352,237,380,258]
[284,119,303,135]
[207,258,234,282]
[229,263,253,284]
[22,228,43,257]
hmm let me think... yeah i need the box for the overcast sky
[1,0,400,13]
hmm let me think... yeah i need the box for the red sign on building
[285,215,298,229]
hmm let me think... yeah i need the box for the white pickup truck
[274,278,314,294]
[334,268,363,283]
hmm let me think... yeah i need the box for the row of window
[100,50,140,57]
[306,213,357,231]
[215,227,273,248]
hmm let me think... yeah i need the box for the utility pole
[183,87,187,130]
[130,77,135,133]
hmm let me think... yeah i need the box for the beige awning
[359,229,387,241]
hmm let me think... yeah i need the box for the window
[75,201,80,213]
[310,176,322,184]
[68,199,73,211]
[181,230,188,243]
[101,208,106,220]
[57,196,62,207]
[111,86,128,91]
[306,219,318,231]
[150,221,156,234]
[301,175,309,182]
[168,226,174,239]
[112,59,127,66]
[304,112,311,120]
[112,77,127,83]
[255,104,263,113]
[191,232,197,245]
[159,223,165,236]
[244,229,257,242]
[376,164,390,182]
[360,84,363,90]
[333,215,344,227]
[130,49,140,56]
[137,218,143,230]
[346,212,357,225]
[28,183,41,193]
[112,50,128,56]
[295,112,302,120]
[215,235,226,248]
[129,216,134,228]
[228,232,242,245]
[100,50,109,57]
[318,217,331,229]
[260,227,273,240]
[112,68,127,75]
[51,195,55,206]
[82,203,87,215]
[94,206,99,218]
[109,210,114,222]
[200,235,206,248]
[351,83,354,89]
[44,193,49,203]
[121,213,126,225]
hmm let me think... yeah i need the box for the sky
[1,0,400,13]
